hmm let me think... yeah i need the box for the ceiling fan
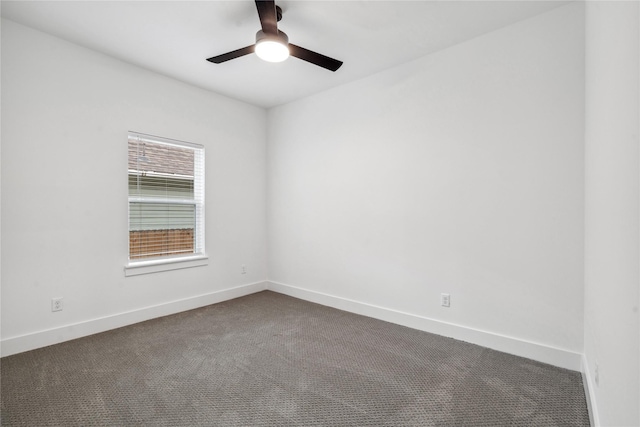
[206,0,343,72]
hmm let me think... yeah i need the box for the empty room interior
[1,0,639,426]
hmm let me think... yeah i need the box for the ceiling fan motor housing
[255,30,289,46]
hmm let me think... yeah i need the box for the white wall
[1,19,268,355]
[584,2,640,426]
[267,3,585,367]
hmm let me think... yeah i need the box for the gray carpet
[1,291,589,426]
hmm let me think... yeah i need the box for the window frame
[125,131,207,276]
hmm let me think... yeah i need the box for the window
[126,132,205,274]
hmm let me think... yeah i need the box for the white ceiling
[1,1,570,108]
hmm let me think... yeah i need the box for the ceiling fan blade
[206,45,256,63]
[288,44,343,72]
[255,0,278,34]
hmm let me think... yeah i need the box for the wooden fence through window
[129,229,194,259]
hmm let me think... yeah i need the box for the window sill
[125,255,208,277]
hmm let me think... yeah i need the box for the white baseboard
[581,354,600,426]
[267,280,583,371]
[3,279,584,373]
[1,281,268,357]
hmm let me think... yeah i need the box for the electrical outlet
[51,297,63,312]
[441,293,451,307]
[595,363,599,387]
[241,264,247,274]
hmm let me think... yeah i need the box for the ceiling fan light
[255,30,289,63]
[255,40,289,62]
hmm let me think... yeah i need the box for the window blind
[128,132,204,260]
